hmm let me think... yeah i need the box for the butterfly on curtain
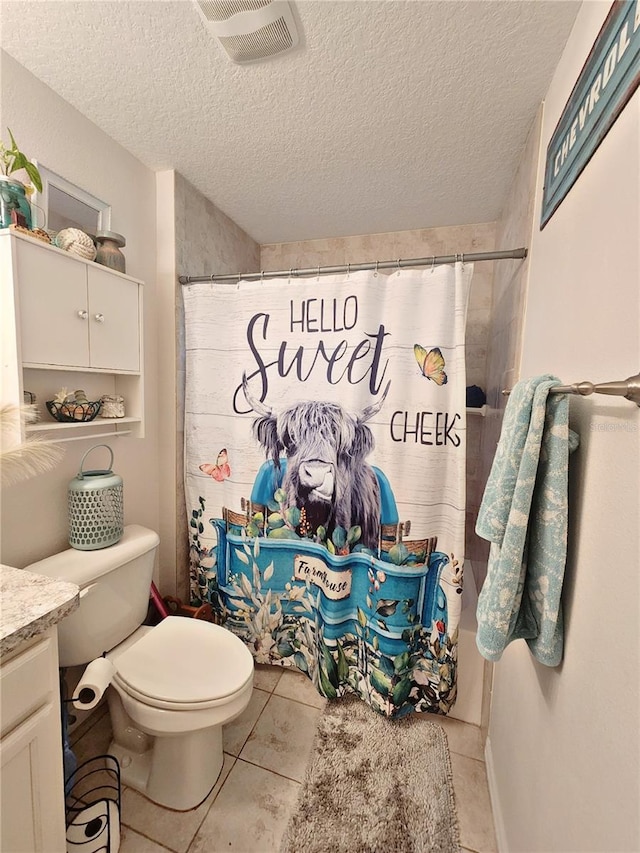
[413,344,447,386]
[199,449,231,481]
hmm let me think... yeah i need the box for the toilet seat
[111,617,254,710]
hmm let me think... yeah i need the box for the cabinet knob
[94,313,105,323]
[77,310,88,320]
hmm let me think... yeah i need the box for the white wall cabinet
[0,630,67,853]
[1,229,144,441]
[17,244,140,372]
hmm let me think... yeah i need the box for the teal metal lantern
[0,177,33,229]
[68,445,123,550]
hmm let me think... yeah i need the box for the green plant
[0,128,42,193]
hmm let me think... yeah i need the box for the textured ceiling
[0,0,581,244]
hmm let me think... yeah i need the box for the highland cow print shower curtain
[183,263,473,717]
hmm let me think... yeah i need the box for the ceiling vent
[195,0,299,64]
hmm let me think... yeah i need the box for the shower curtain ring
[431,256,436,272]
[261,270,265,282]
[397,258,401,274]
[460,253,465,266]
[317,265,321,280]
[347,263,351,277]
[374,260,379,276]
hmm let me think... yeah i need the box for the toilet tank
[27,525,160,667]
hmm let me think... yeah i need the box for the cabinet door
[0,703,67,853]
[16,240,90,367]
[87,266,140,371]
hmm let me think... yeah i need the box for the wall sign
[541,0,640,228]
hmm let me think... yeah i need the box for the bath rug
[279,695,461,853]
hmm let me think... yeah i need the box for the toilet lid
[113,617,254,704]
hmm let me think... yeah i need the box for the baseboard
[484,735,508,853]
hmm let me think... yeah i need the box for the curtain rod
[178,247,528,284]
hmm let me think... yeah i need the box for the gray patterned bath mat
[280,695,461,853]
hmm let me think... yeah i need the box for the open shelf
[26,417,140,443]
[27,416,141,432]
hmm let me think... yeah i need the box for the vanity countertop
[0,564,79,657]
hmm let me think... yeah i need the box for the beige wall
[0,53,160,570]
[486,3,640,851]
[261,223,497,562]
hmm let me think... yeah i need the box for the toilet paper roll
[73,657,115,711]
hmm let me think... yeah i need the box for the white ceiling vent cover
[195,1,299,64]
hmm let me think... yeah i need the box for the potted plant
[0,129,42,230]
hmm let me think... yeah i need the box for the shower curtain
[183,263,472,717]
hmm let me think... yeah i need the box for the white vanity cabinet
[0,566,79,853]
[0,629,67,853]
[0,228,144,440]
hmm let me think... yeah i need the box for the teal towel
[475,376,579,666]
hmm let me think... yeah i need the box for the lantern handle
[77,444,114,480]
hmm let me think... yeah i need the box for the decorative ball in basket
[68,445,123,550]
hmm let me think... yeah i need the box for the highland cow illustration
[243,377,390,550]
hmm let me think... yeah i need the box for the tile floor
[70,665,497,853]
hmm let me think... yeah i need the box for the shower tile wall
[174,173,260,599]
[261,222,497,562]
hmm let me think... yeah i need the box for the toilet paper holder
[66,653,115,712]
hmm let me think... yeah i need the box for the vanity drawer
[0,636,57,737]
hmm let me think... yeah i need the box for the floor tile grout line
[120,756,239,853]
[227,688,275,759]
[235,755,303,786]
[120,823,179,853]
[449,746,485,762]
[183,754,239,853]
[272,694,326,712]
[183,754,301,853]
[450,751,488,767]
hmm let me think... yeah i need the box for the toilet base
[108,724,224,811]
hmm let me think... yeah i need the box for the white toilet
[29,524,254,811]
